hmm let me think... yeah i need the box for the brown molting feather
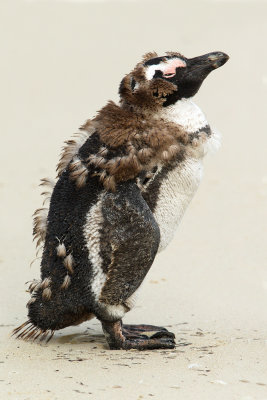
[150,78,177,98]
[69,157,89,188]
[40,177,55,205]
[12,320,31,336]
[28,279,41,293]
[98,146,108,156]
[57,124,95,177]
[69,157,82,171]
[11,321,55,343]
[142,51,158,62]
[87,154,107,169]
[41,277,52,289]
[165,51,184,58]
[79,119,94,132]
[41,191,51,205]
[102,175,116,192]
[89,101,188,189]
[99,170,107,182]
[26,297,36,307]
[56,243,66,258]
[30,256,41,268]
[63,254,74,274]
[70,166,88,181]
[118,54,178,111]
[56,52,196,191]
[137,147,154,162]
[119,75,176,111]
[33,207,48,247]
[42,287,52,300]
[39,177,55,190]
[74,170,88,188]
[61,275,71,290]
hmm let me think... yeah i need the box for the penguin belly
[150,157,203,252]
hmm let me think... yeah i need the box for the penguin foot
[102,320,175,350]
[122,324,175,349]
[122,323,175,339]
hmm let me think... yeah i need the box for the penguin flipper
[96,181,160,320]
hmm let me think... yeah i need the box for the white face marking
[145,58,186,80]
[83,194,107,301]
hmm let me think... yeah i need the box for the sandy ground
[0,0,267,399]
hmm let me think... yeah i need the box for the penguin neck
[158,97,208,133]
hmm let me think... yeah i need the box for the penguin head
[119,51,229,110]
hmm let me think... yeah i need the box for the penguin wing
[98,181,160,305]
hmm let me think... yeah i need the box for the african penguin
[13,50,229,350]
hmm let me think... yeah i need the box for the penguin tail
[11,320,55,343]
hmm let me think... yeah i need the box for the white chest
[153,158,203,252]
[159,98,208,133]
[152,98,215,251]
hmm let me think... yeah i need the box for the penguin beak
[205,52,229,69]
[168,51,229,101]
[187,52,229,77]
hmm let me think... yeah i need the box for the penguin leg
[96,182,175,350]
[102,320,175,350]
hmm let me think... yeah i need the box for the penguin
[13,50,229,350]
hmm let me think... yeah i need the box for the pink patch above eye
[162,59,186,78]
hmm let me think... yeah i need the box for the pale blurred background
[0,1,267,399]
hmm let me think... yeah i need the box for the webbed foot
[102,320,175,350]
